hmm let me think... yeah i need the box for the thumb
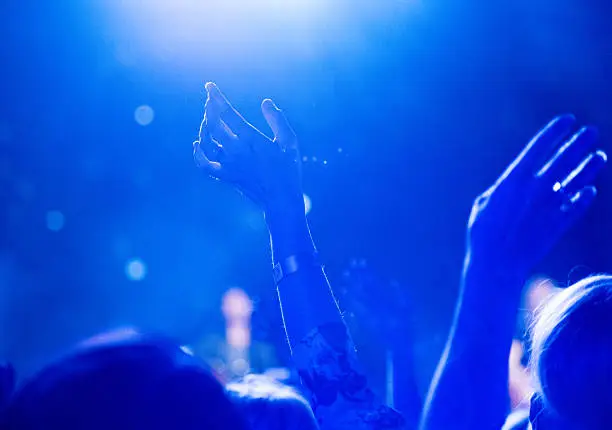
[261,99,298,151]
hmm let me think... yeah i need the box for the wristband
[273,252,320,284]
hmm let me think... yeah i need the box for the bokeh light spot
[46,210,65,232]
[303,194,312,214]
[231,358,249,375]
[227,326,250,349]
[222,288,253,320]
[125,258,147,281]
[134,105,155,126]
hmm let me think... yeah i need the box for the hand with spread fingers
[193,82,304,216]
[467,115,607,279]
[420,116,607,430]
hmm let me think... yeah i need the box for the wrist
[265,209,315,262]
[460,258,525,324]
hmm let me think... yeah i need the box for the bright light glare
[104,0,333,72]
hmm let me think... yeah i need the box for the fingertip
[193,146,206,167]
[575,125,599,139]
[595,149,608,163]
[205,82,222,101]
[261,98,280,112]
[573,185,597,204]
[194,145,220,172]
[563,185,597,214]
[584,185,597,198]
[555,113,577,125]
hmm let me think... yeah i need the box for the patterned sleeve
[291,321,407,430]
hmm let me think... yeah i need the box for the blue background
[1,0,611,393]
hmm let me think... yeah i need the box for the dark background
[1,0,611,392]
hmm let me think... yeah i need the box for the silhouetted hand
[193,83,304,215]
[467,115,606,278]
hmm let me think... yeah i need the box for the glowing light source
[227,326,251,349]
[222,288,253,320]
[134,105,155,126]
[125,258,147,281]
[46,210,65,232]
[303,194,312,214]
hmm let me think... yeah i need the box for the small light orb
[553,182,562,192]
[134,105,155,126]
[303,194,312,214]
[46,210,65,232]
[125,258,147,281]
[337,147,343,153]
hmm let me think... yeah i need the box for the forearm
[393,345,423,428]
[267,209,406,430]
[266,210,342,347]
[419,262,524,430]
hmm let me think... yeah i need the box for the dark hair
[1,332,247,430]
[226,374,318,430]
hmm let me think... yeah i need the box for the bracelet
[273,252,320,284]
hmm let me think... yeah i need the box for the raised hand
[466,115,607,278]
[420,116,606,430]
[193,82,304,215]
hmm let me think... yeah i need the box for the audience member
[509,278,559,410]
[194,82,407,429]
[226,373,319,430]
[419,115,607,429]
[528,275,612,429]
[1,331,247,430]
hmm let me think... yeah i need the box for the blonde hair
[226,374,318,430]
[530,274,612,427]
